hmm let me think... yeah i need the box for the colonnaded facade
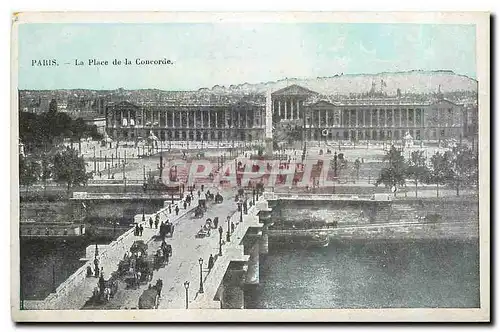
[105,84,469,143]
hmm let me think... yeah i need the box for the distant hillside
[205,70,478,96]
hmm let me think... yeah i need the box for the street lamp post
[158,155,165,181]
[226,216,231,242]
[183,281,189,309]
[239,201,243,223]
[198,258,204,294]
[218,226,224,256]
[93,146,96,173]
[52,263,57,293]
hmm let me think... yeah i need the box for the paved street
[81,188,239,309]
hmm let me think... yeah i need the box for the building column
[208,110,212,129]
[284,99,288,119]
[215,111,218,128]
[278,99,282,117]
[288,99,292,120]
[295,99,300,119]
[399,109,402,127]
[384,109,387,128]
[414,110,417,127]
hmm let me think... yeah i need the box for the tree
[405,150,430,197]
[48,98,58,116]
[72,118,87,152]
[447,144,478,196]
[40,155,53,196]
[19,155,40,188]
[376,145,406,196]
[428,150,451,198]
[354,158,361,181]
[52,147,90,192]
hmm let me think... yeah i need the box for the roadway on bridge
[87,189,239,309]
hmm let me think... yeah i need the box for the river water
[245,238,479,309]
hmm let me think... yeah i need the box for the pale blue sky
[18,23,476,90]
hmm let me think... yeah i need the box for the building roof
[271,84,319,97]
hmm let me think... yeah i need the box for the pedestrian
[198,190,201,198]
[208,254,214,270]
[175,205,179,216]
[135,224,140,236]
[214,217,219,229]
[99,272,105,295]
[231,222,235,233]
[154,218,159,229]
[149,217,153,229]
[183,200,187,210]
[94,257,99,278]
[139,224,144,236]
[168,205,172,214]
[156,279,163,297]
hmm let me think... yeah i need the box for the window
[408,109,414,123]
[440,129,445,137]
[387,110,393,127]
[416,130,421,140]
[372,110,378,127]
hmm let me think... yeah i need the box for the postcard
[11,11,490,322]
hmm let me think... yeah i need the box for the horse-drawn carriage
[90,277,119,304]
[194,205,204,218]
[159,222,175,239]
[195,218,217,238]
[119,240,154,289]
[138,279,164,309]
[214,192,223,204]
[153,241,172,269]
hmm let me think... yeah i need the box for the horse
[102,287,112,302]
[194,206,204,218]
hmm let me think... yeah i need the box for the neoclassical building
[105,84,468,143]
[105,100,266,142]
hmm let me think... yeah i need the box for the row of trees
[20,147,90,192]
[376,144,478,197]
[20,99,103,153]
